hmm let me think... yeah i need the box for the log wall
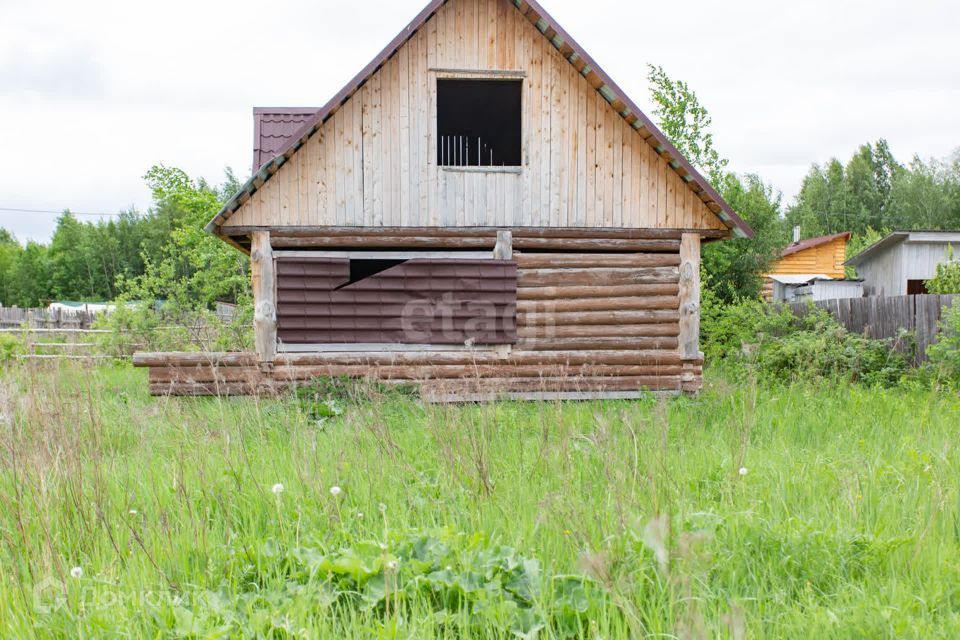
[133,229,705,400]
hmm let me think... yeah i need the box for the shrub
[94,301,252,356]
[0,333,23,363]
[926,246,960,294]
[702,294,910,386]
[926,301,960,385]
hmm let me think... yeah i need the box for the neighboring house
[137,0,754,400]
[845,231,960,296]
[764,231,861,302]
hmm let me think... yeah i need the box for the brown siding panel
[275,257,516,344]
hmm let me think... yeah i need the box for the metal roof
[845,230,960,266]
[780,231,850,258]
[207,0,754,239]
[252,108,320,174]
[768,274,833,285]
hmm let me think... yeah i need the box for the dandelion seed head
[738,467,748,476]
[272,483,284,494]
[128,509,138,516]
[70,566,83,579]
[357,512,364,519]
[329,485,342,497]
[386,560,399,571]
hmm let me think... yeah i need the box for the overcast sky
[1,0,957,242]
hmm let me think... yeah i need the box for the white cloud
[0,0,958,241]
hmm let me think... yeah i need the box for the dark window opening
[907,279,929,295]
[337,259,407,289]
[437,79,522,167]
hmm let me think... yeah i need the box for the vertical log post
[678,232,702,393]
[494,230,514,359]
[493,229,513,260]
[251,231,277,370]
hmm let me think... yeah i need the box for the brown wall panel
[275,257,517,345]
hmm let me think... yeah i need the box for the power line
[0,206,125,217]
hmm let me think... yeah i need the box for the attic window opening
[437,79,521,167]
[336,258,407,289]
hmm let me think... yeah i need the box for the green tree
[120,165,250,310]
[703,174,786,302]
[0,230,21,305]
[646,64,785,302]
[646,64,728,184]
[10,242,52,306]
[886,155,960,230]
[927,246,960,294]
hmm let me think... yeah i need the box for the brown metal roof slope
[208,0,753,239]
[253,108,319,174]
[781,232,851,257]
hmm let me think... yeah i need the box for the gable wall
[224,0,726,232]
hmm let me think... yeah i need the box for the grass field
[0,362,958,638]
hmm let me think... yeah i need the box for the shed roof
[780,232,850,258]
[845,230,960,266]
[206,0,753,239]
[768,274,832,285]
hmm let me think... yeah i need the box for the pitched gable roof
[207,0,753,238]
[781,232,850,258]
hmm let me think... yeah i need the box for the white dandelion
[329,485,342,497]
[128,509,138,516]
[272,483,284,495]
[738,467,748,476]
[70,566,83,579]
[386,560,399,571]
[357,512,364,520]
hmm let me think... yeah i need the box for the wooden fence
[0,307,101,329]
[788,294,957,362]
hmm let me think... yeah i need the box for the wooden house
[763,230,851,301]
[134,0,753,400]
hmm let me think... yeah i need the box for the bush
[702,293,910,386]
[94,302,252,356]
[926,301,960,385]
[926,246,960,294]
[0,333,23,363]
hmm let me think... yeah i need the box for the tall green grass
[0,362,958,637]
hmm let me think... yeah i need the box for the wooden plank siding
[771,235,848,279]
[222,0,726,233]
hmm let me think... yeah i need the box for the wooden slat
[517,267,679,286]
[514,253,680,268]
[517,309,678,325]
[516,295,678,312]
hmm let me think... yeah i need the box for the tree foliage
[0,166,246,309]
[646,64,784,302]
[926,246,960,294]
[788,143,960,237]
[646,64,728,184]
[118,165,248,311]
